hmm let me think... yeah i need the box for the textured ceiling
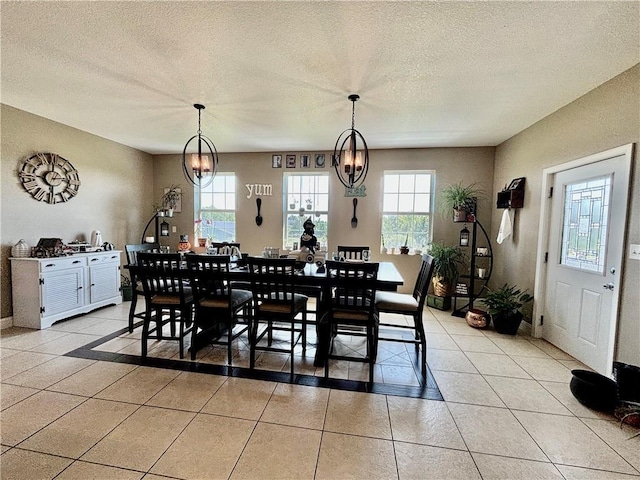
[2,1,638,154]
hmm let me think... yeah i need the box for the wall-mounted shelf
[497,177,525,209]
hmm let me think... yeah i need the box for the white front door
[541,146,632,375]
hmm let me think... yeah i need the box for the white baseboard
[1,316,14,330]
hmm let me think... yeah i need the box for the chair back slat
[336,245,370,261]
[186,254,232,303]
[125,243,160,266]
[326,261,379,317]
[136,252,186,298]
[413,253,435,309]
[248,257,298,311]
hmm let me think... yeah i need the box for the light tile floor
[1,301,638,479]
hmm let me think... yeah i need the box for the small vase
[399,246,409,255]
[198,237,207,248]
[11,239,31,258]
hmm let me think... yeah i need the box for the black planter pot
[492,312,523,335]
[613,361,640,403]
[570,369,618,412]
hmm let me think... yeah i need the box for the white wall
[152,147,495,294]
[492,64,640,365]
[1,105,154,318]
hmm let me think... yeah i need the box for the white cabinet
[10,251,123,329]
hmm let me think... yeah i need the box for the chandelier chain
[351,99,356,130]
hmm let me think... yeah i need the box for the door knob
[603,283,614,290]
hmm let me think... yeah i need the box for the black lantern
[459,225,470,247]
[160,220,170,237]
[182,104,218,188]
[333,94,369,188]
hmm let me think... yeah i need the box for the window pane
[212,193,226,210]
[398,175,415,193]
[201,192,213,209]
[414,174,431,193]
[398,193,414,212]
[414,193,430,212]
[384,174,399,192]
[560,174,611,273]
[225,193,235,209]
[383,194,398,212]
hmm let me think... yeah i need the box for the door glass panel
[560,174,611,273]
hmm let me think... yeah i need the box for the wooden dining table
[232,262,404,367]
[128,257,404,368]
[228,260,404,367]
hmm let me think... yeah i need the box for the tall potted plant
[481,284,533,335]
[427,242,465,297]
[438,182,484,222]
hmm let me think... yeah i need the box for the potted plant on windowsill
[399,235,410,254]
[438,182,485,222]
[481,284,533,335]
[427,242,465,297]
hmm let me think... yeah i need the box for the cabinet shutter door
[41,269,85,316]
[89,264,120,303]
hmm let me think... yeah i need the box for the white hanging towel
[497,209,513,244]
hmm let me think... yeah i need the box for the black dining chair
[248,257,308,377]
[124,243,159,333]
[375,253,435,380]
[324,260,380,383]
[186,254,252,363]
[337,245,370,261]
[135,252,194,359]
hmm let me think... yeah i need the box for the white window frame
[381,170,434,250]
[195,173,237,242]
[283,173,330,249]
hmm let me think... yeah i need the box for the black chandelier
[182,104,218,188]
[333,94,369,188]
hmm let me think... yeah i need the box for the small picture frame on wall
[315,153,326,168]
[330,154,339,167]
[301,154,310,168]
[507,177,525,190]
[163,186,182,213]
[286,154,296,168]
[272,154,282,168]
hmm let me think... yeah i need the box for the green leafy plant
[438,182,485,214]
[427,242,465,286]
[481,284,533,317]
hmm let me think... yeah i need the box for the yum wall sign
[245,183,273,199]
